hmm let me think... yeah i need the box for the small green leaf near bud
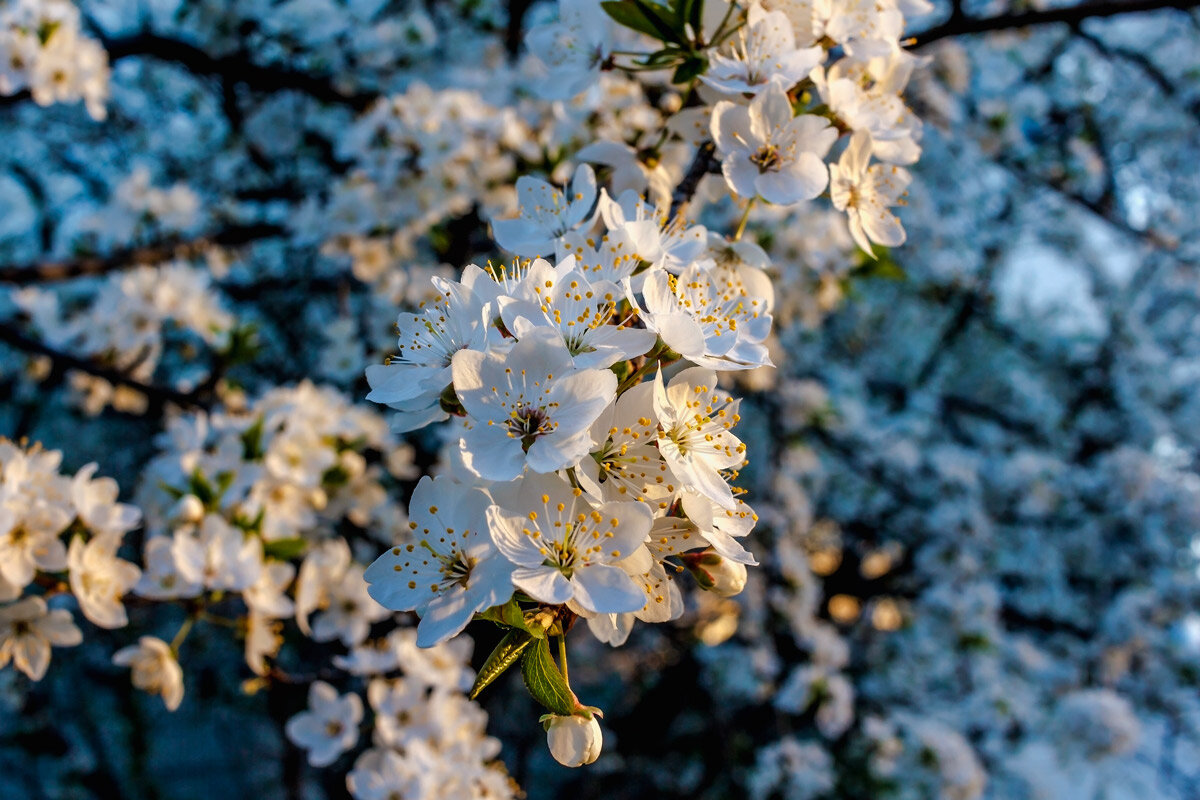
[470,629,534,700]
[520,637,580,716]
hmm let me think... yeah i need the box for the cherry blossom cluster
[0,0,109,119]
[361,170,768,766]
[0,438,140,681]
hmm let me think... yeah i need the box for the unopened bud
[173,494,205,523]
[545,714,602,767]
[685,549,747,597]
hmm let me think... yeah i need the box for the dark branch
[670,141,719,218]
[910,0,1200,48]
[0,223,287,286]
[0,322,206,409]
[102,33,379,111]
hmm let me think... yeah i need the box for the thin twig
[0,223,287,286]
[910,0,1200,49]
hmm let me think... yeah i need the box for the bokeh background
[2,1,1199,798]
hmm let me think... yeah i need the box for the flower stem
[170,615,195,654]
[558,634,569,686]
[733,197,756,242]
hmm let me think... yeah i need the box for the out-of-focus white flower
[525,0,613,100]
[172,514,264,592]
[67,534,141,629]
[701,6,822,96]
[309,563,390,648]
[0,596,82,681]
[112,636,185,711]
[285,681,363,767]
[829,132,911,256]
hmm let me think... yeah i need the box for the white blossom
[286,681,363,767]
[112,636,185,711]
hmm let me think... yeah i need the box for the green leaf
[687,0,704,33]
[852,246,906,279]
[632,0,686,42]
[520,637,578,715]
[263,537,308,561]
[240,415,266,460]
[671,54,708,84]
[188,467,215,508]
[601,0,685,44]
[469,630,533,700]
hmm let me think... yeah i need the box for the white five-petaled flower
[653,367,746,510]
[309,563,391,648]
[577,380,678,508]
[285,681,363,767]
[67,533,142,629]
[639,260,775,371]
[555,228,642,285]
[598,189,707,276]
[712,83,838,206]
[486,473,651,614]
[112,635,185,711]
[71,463,141,537]
[0,596,82,681]
[582,545,684,647]
[492,164,597,256]
[817,50,923,165]
[829,132,912,256]
[700,6,823,96]
[499,255,657,369]
[525,0,613,100]
[364,475,514,647]
[366,265,501,433]
[172,513,264,592]
[452,327,616,481]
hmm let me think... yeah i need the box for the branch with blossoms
[0,0,924,789]
[353,0,925,770]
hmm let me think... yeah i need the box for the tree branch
[0,321,206,409]
[910,0,1200,49]
[102,32,378,111]
[0,223,287,286]
[670,141,719,218]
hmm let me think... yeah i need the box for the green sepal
[240,415,266,460]
[262,537,307,561]
[469,629,534,700]
[477,599,547,638]
[671,53,708,84]
[520,637,579,716]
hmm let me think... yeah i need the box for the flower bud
[173,494,205,523]
[545,714,602,767]
[685,549,748,597]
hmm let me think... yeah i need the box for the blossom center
[750,144,783,173]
